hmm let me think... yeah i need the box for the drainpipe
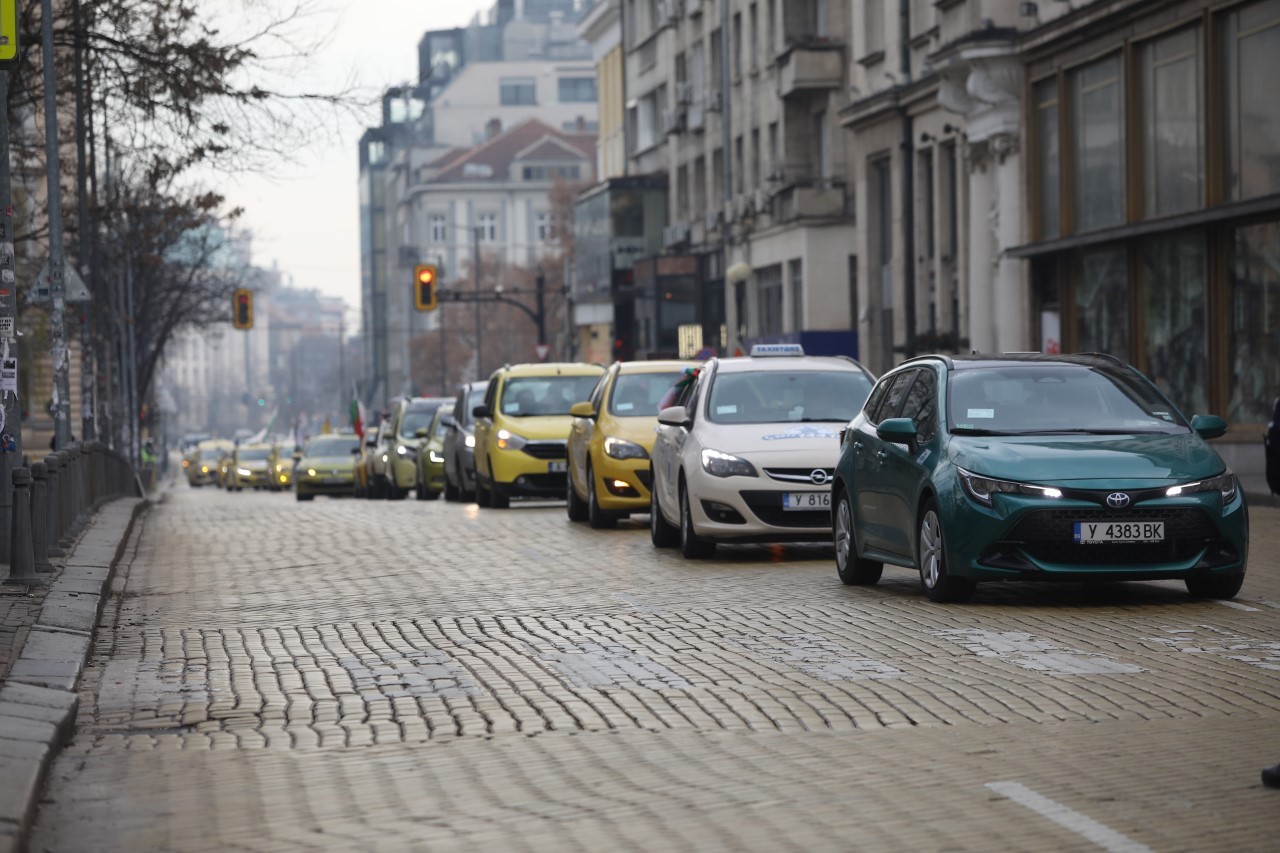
[721,0,734,352]
[899,0,916,359]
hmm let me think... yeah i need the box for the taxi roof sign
[750,343,806,357]
[0,0,18,67]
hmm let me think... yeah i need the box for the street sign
[0,0,19,68]
[27,259,91,304]
[533,343,552,362]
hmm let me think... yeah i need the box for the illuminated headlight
[700,448,757,478]
[279,475,288,483]
[307,468,317,477]
[464,434,476,448]
[396,444,410,456]
[604,436,648,460]
[201,466,209,473]
[1165,470,1238,506]
[237,468,252,477]
[381,454,388,463]
[496,429,527,451]
[958,467,1062,507]
[429,450,444,463]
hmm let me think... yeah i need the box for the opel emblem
[1106,492,1130,509]
[810,469,829,486]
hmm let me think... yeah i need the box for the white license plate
[547,461,568,473]
[783,491,830,511]
[1073,521,1164,543]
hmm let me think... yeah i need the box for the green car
[414,403,455,501]
[832,353,1248,603]
[295,434,360,501]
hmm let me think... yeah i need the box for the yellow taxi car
[473,362,605,509]
[268,442,298,491]
[567,360,694,528]
[413,402,454,501]
[187,439,233,487]
[295,433,360,501]
[230,443,274,491]
[384,396,453,500]
[355,419,391,499]
[215,448,236,489]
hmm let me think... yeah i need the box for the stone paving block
[0,716,56,744]
[18,627,91,663]
[7,659,84,691]
[62,544,120,568]
[58,564,110,583]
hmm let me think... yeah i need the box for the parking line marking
[986,781,1153,853]
[1212,600,1260,612]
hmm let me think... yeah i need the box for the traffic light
[232,289,253,329]
[413,264,437,312]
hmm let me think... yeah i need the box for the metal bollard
[44,453,66,558]
[5,467,43,584]
[68,444,85,536]
[30,461,53,573]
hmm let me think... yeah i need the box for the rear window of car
[706,370,874,425]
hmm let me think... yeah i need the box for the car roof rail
[1072,351,1127,366]
[899,353,954,369]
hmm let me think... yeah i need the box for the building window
[712,147,724,205]
[734,135,744,193]
[1034,77,1060,240]
[676,164,689,219]
[788,259,803,331]
[814,110,830,178]
[1229,219,1280,423]
[429,214,448,243]
[1074,246,1128,358]
[536,212,552,242]
[710,28,723,89]
[1222,0,1280,201]
[767,0,777,54]
[478,212,498,243]
[864,0,884,56]
[1072,54,1125,232]
[558,77,597,103]
[636,90,660,150]
[500,77,537,106]
[748,3,759,72]
[750,128,761,189]
[1143,232,1207,414]
[756,265,783,336]
[523,165,582,180]
[1141,26,1203,217]
[870,155,894,369]
[733,12,742,79]
[694,156,707,215]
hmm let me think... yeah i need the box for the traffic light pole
[42,0,73,449]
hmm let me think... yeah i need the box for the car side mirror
[569,401,595,419]
[1190,414,1227,440]
[877,417,918,453]
[473,404,491,419]
[414,427,429,438]
[658,405,691,428]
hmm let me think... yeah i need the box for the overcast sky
[216,1,494,310]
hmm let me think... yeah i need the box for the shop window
[1141,26,1203,217]
[1142,233,1207,415]
[1034,77,1060,239]
[1228,220,1280,423]
[1074,247,1128,358]
[1072,55,1125,232]
[1222,0,1280,201]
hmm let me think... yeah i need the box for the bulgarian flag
[350,383,367,439]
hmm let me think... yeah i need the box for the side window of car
[870,371,917,426]
[484,378,499,413]
[899,368,939,445]
[588,371,609,412]
[862,378,892,424]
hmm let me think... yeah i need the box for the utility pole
[41,0,72,449]
[72,0,95,441]
[473,226,482,378]
[0,69,22,565]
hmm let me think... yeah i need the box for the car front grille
[1006,508,1218,566]
[522,442,567,460]
[764,467,834,484]
[739,490,831,529]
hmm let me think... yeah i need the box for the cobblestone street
[28,486,1280,851]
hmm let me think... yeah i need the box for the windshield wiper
[1007,428,1173,436]
[797,417,847,423]
[950,427,1019,436]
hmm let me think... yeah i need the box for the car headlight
[396,444,410,456]
[464,434,476,448]
[201,466,209,473]
[429,450,444,463]
[957,467,1062,507]
[237,468,252,477]
[307,468,317,477]
[496,429,527,451]
[1165,470,1238,506]
[700,448,757,478]
[604,436,648,460]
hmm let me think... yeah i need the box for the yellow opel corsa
[472,362,605,509]
[567,360,694,528]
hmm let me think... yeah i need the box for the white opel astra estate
[649,344,876,558]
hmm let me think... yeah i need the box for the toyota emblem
[810,469,829,486]
[1106,492,1131,509]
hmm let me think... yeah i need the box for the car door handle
[852,441,863,451]
[876,450,889,460]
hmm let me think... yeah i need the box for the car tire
[296,492,314,502]
[415,474,429,501]
[679,481,716,559]
[650,478,679,548]
[917,499,974,603]
[474,467,491,507]
[444,476,460,502]
[489,485,510,510]
[587,466,616,530]
[1185,571,1245,600]
[835,489,882,586]
[566,471,589,521]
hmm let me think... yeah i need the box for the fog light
[279,475,288,483]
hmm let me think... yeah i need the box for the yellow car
[355,420,390,499]
[268,442,298,491]
[567,360,694,528]
[188,439,233,487]
[230,443,274,490]
[414,403,455,501]
[384,396,453,500]
[295,433,360,501]
[473,362,605,509]
[216,449,236,489]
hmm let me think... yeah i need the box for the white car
[649,344,876,558]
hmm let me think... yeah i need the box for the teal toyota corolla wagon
[831,353,1248,603]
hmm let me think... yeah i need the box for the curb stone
[0,496,150,853]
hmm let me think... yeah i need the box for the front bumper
[687,473,832,542]
[391,456,417,489]
[296,472,354,495]
[587,453,653,512]
[235,469,272,488]
[489,443,568,497]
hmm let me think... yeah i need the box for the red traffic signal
[232,289,253,329]
[414,264,438,311]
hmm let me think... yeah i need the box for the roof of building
[430,118,595,183]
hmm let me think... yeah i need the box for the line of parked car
[194,344,1254,603]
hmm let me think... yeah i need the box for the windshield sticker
[762,425,839,441]
[967,408,995,419]
[616,402,635,412]
[502,403,521,414]
[716,404,739,415]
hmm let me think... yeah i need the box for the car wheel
[566,469,588,521]
[650,478,679,548]
[1185,571,1245,599]
[587,466,616,530]
[296,492,314,502]
[917,499,974,603]
[679,481,715,559]
[415,473,429,500]
[444,475,460,502]
[489,485,510,509]
[474,466,491,507]
[835,489,882,586]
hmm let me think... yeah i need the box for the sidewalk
[0,495,150,853]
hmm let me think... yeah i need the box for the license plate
[547,461,567,473]
[323,477,346,485]
[783,491,830,511]
[1074,521,1164,543]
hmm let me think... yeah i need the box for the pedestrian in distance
[1265,396,1280,496]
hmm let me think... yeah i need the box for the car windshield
[400,409,436,437]
[707,370,874,424]
[947,365,1190,435]
[609,372,686,416]
[306,437,359,457]
[499,375,601,417]
[238,447,271,461]
[429,410,451,438]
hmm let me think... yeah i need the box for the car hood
[950,432,1225,487]
[703,422,843,458]
[302,456,355,472]
[498,415,575,441]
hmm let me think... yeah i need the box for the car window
[498,375,602,416]
[869,371,917,425]
[484,378,498,413]
[306,437,359,456]
[862,377,892,423]
[899,369,939,444]
[400,408,437,437]
[429,408,451,438]
[588,371,610,411]
[707,369,875,425]
[610,371,687,416]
